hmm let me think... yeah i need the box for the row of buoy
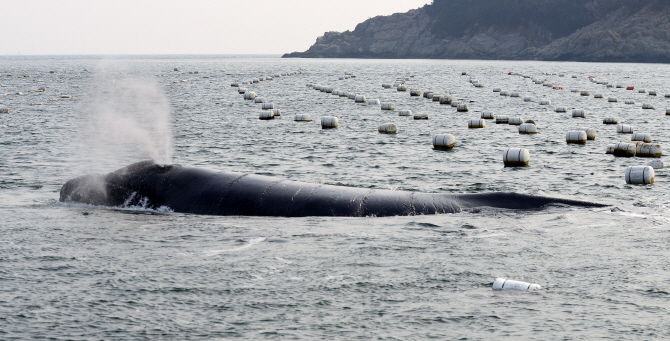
[231,71,301,87]
[490,73,670,178]
[494,72,665,183]
[606,142,662,157]
[249,71,664,186]
[312,81,428,119]
[509,73,668,114]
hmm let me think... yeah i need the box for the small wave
[205,237,266,256]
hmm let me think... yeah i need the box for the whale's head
[60,160,177,208]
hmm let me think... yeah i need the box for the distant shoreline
[0,54,284,59]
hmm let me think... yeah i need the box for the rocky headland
[283,0,670,63]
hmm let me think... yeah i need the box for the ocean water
[1,55,669,340]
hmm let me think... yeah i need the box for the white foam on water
[205,237,266,256]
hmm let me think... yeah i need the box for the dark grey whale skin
[60,161,607,217]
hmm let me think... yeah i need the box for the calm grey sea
[1,55,669,340]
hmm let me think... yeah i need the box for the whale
[59,160,607,217]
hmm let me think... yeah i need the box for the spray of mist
[75,63,174,174]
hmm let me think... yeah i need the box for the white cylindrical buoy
[397,85,408,91]
[492,278,541,291]
[355,95,366,103]
[594,93,603,98]
[606,144,616,154]
[433,95,442,102]
[426,92,435,99]
[580,91,590,96]
[231,82,240,87]
[238,87,248,94]
[523,96,534,102]
[481,111,495,119]
[519,123,537,134]
[625,166,655,185]
[500,90,510,96]
[635,143,662,157]
[0,106,8,114]
[566,131,587,144]
[511,92,520,97]
[451,101,461,107]
[667,108,670,115]
[571,88,579,92]
[608,97,618,102]
[270,109,281,116]
[381,102,395,110]
[642,103,655,109]
[625,100,635,105]
[631,133,652,143]
[496,116,509,124]
[348,93,357,100]
[439,96,452,105]
[457,103,469,112]
[294,114,311,122]
[577,127,596,140]
[261,103,275,109]
[367,99,381,105]
[244,92,257,100]
[378,123,398,134]
[508,117,524,125]
[539,100,552,105]
[572,109,586,118]
[398,110,413,116]
[414,113,428,119]
[321,116,338,128]
[493,88,501,92]
[555,107,567,112]
[259,111,274,120]
[503,148,530,166]
[433,134,456,149]
[468,119,485,128]
[603,117,619,124]
[612,143,637,157]
[254,97,266,103]
[617,124,634,133]
[253,78,259,83]
[382,84,392,89]
[410,89,421,96]
[639,88,648,93]
[339,91,349,97]
[423,91,433,98]
[647,159,664,169]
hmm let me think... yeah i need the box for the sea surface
[1,55,669,340]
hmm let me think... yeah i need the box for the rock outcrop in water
[283,0,670,63]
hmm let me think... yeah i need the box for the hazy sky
[3,0,431,55]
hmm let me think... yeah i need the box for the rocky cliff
[282,0,670,63]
